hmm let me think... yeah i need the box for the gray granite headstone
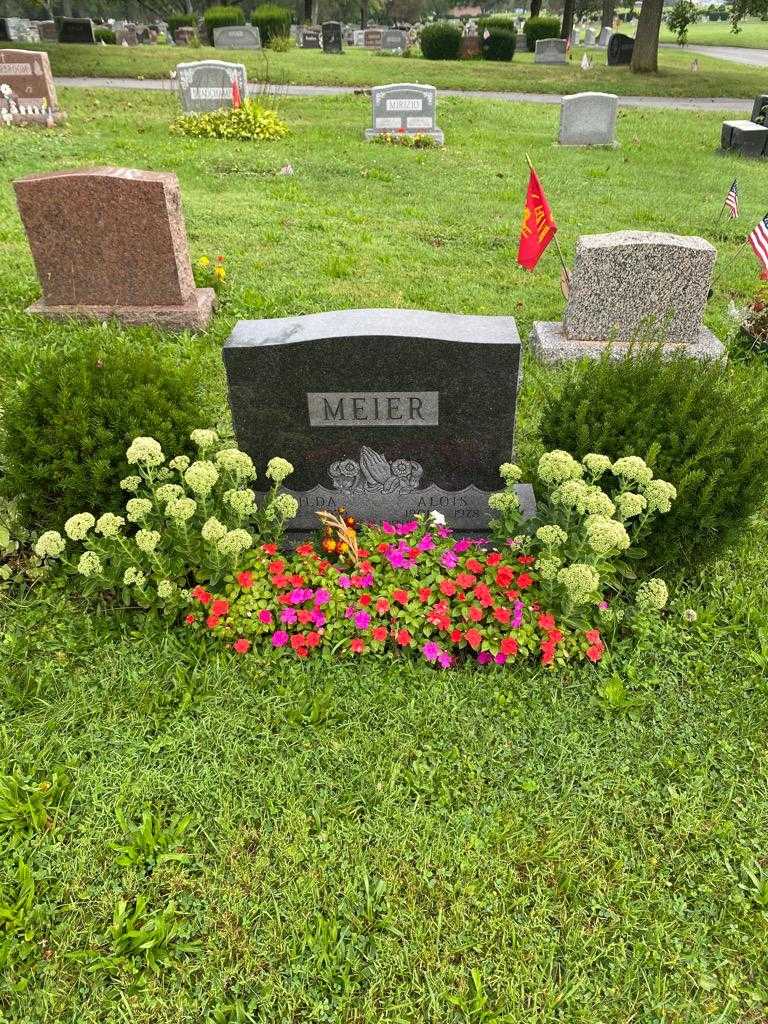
[353,29,366,45]
[301,27,322,47]
[721,94,768,157]
[322,21,342,52]
[559,92,618,146]
[2,18,39,42]
[598,26,612,46]
[213,25,262,48]
[607,32,633,65]
[531,231,725,362]
[381,28,407,50]
[516,32,528,52]
[364,27,384,47]
[534,37,567,64]
[223,309,531,532]
[116,24,138,45]
[365,82,443,144]
[570,28,579,45]
[176,59,247,112]
[58,17,95,43]
[584,27,596,45]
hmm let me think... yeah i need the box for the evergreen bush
[420,21,462,60]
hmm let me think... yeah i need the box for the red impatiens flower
[548,629,564,644]
[517,555,536,566]
[206,614,221,629]
[191,585,212,605]
[455,571,476,589]
[297,610,313,625]
[541,641,556,665]
[296,543,314,555]
[467,605,483,623]
[517,573,533,589]
[538,613,556,631]
[372,626,388,642]
[237,571,253,589]
[418,587,432,603]
[233,638,250,654]
[375,597,390,614]
[586,644,603,663]
[184,613,197,625]
[585,629,602,645]
[262,543,278,555]
[396,628,412,646]
[486,552,502,566]
[350,637,365,654]
[439,579,457,597]
[450,628,463,643]
[496,566,515,587]
[359,594,372,606]
[393,589,409,605]
[465,628,483,650]
[306,631,321,648]
[211,599,229,617]
[500,636,519,656]
[494,607,511,625]
[268,559,285,576]
[473,583,494,607]
[377,542,389,554]
[466,558,484,574]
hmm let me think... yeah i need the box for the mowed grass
[0,89,768,1022]
[18,38,768,98]
[659,16,768,48]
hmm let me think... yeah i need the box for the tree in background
[560,0,575,37]
[599,0,614,29]
[667,0,698,43]
[630,0,664,71]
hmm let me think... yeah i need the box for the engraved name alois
[307,391,438,427]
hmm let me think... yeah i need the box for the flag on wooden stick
[517,164,558,271]
[724,179,740,219]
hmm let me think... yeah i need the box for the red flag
[517,166,557,271]
[231,76,242,109]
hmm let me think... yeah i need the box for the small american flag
[748,213,768,279]
[724,179,739,218]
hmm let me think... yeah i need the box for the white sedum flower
[126,436,164,467]
[165,496,197,522]
[585,515,630,555]
[224,488,256,517]
[201,517,228,543]
[120,475,141,492]
[190,429,218,451]
[96,512,125,538]
[636,578,669,612]
[135,529,161,553]
[217,528,252,558]
[157,580,176,600]
[615,491,647,520]
[550,479,591,514]
[77,551,103,577]
[155,483,184,505]
[169,455,190,472]
[126,498,153,523]
[582,453,612,478]
[488,491,520,514]
[215,448,256,480]
[538,450,584,486]
[65,513,95,541]
[265,494,298,520]
[642,479,677,514]
[536,524,567,546]
[499,462,522,483]
[123,567,146,587]
[536,555,562,580]
[184,460,219,496]
[583,487,616,518]
[34,531,65,558]
[611,456,653,486]
[557,563,600,605]
[265,457,294,484]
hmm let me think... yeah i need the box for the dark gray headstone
[607,32,633,65]
[58,17,95,43]
[381,28,407,50]
[176,59,247,112]
[751,94,768,123]
[301,26,321,48]
[223,309,529,532]
[213,24,262,48]
[365,82,444,144]
[322,21,342,52]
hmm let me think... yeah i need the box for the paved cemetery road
[55,75,752,113]
[661,43,768,68]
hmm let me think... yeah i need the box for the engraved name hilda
[307,391,438,427]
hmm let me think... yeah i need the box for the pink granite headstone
[0,49,65,125]
[14,166,215,331]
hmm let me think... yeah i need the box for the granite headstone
[558,91,618,146]
[13,167,215,332]
[365,82,443,144]
[1,18,40,42]
[0,49,65,125]
[58,17,95,43]
[534,37,567,64]
[584,27,596,45]
[598,25,612,46]
[213,24,262,48]
[607,32,633,65]
[721,94,768,158]
[301,27,322,48]
[322,21,342,52]
[364,27,384,47]
[381,28,407,50]
[515,32,528,52]
[36,20,58,41]
[530,230,725,362]
[176,59,247,112]
[223,308,532,531]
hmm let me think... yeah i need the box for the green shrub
[203,4,245,32]
[268,32,292,50]
[478,13,517,32]
[0,338,212,530]
[169,99,289,141]
[251,3,291,45]
[166,13,196,35]
[535,347,768,569]
[420,21,462,60]
[481,27,516,60]
[94,26,116,43]
[523,15,560,51]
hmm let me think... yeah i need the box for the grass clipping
[170,100,288,141]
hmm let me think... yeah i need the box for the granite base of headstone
[558,92,618,146]
[58,17,95,43]
[364,82,444,144]
[14,167,215,333]
[607,32,633,65]
[213,25,262,48]
[530,231,725,363]
[515,33,528,52]
[534,37,567,64]
[0,49,66,126]
[322,21,343,52]
[223,308,534,533]
[176,59,248,112]
[721,94,768,158]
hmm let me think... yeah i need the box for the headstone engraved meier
[223,309,533,531]
[365,83,444,144]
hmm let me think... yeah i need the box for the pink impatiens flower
[353,611,371,630]
[422,641,440,662]
[258,609,273,624]
[271,630,289,647]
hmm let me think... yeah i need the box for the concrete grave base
[26,286,216,333]
[364,127,444,144]
[529,320,726,363]
[721,119,768,158]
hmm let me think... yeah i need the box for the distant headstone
[460,35,480,58]
[223,309,532,532]
[570,28,579,45]
[364,27,384,48]
[607,32,633,65]
[300,26,322,47]
[353,29,365,45]
[721,94,768,157]
[0,49,65,126]
[516,32,528,52]
[35,20,58,41]
[58,17,95,43]
[322,21,342,52]
[1,18,39,42]
[381,28,407,50]
[174,26,198,45]
[598,25,612,46]
[584,27,596,45]
[14,167,215,332]
[115,24,138,46]
[365,82,444,144]
[559,92,618,146]
[531,231,725,362]
[176,59,247,113]
[534,37,566,64]
[213,24,261,48]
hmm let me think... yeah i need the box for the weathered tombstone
[584,27,596,45]
[721,94,768,158]
[516,32,528,52]
[213,24,262,48]
[58,17,95,43]
[174,25,198,45]
[36,20,58,41]
[381,28,407,50]
[460,35,480,58]
[559,92,618,146]
[607,32,633,65]
[530,231,725,362]
[176,59,247,113]
[534,37,567,64]
[322,21,342,52]
[598,25,612,46]
[570,28,579,45]
[300,26,322,48]
[223,309,533,533]
[365,82,444,144]
[115,24,139,46]
[364,27,384,48]
[353,28,366,45]
[135,24,151,43]
[0,49,65,125]
[1,18,40,42]
[13,167,215,332]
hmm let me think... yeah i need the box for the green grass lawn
[17,39,768,99]
[659,16,768,48]
[1,88,768,1022]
